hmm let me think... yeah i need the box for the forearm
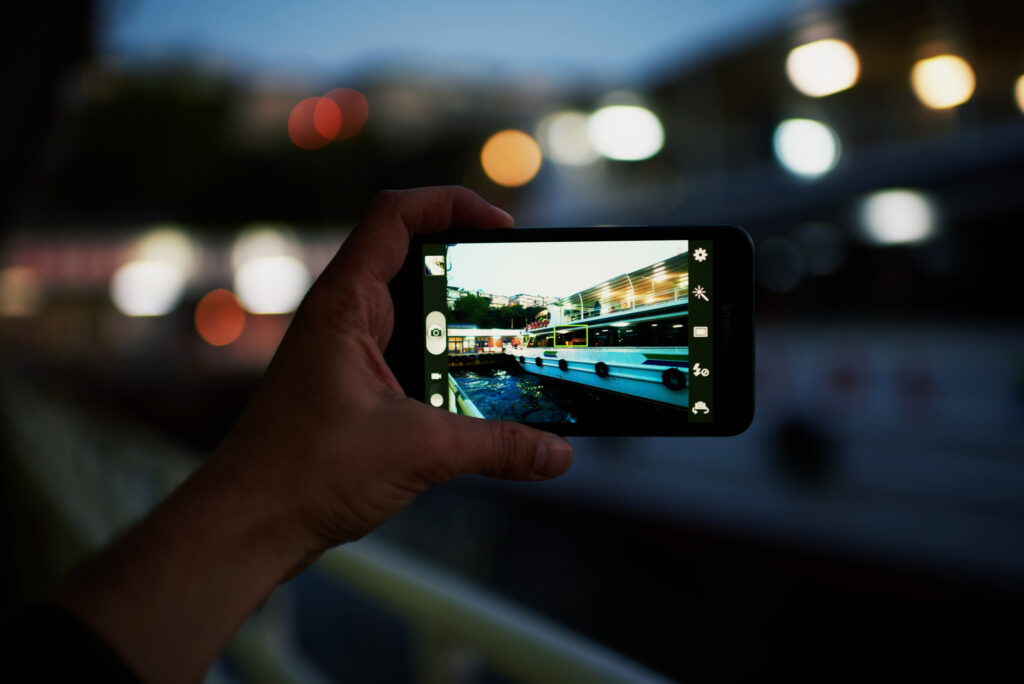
[59,452,305,683]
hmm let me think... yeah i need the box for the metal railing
[560,287,689,324]
[2,375,674,683]
[316,539,674,684]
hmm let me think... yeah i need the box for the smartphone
[387,226,754,436]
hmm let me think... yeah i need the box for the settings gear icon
[693,247,708,262]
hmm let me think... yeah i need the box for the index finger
[332,186,515,285]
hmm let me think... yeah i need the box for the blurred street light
[322,87,369,140]
[480,130,543,187]
[195,289,246,346]
[288,96,341,150]
[772,118,840,179]
[1015,74,1024,114]
[231,226,309,314]
[110,260,186,316]
[135,227,196,277]
[786,38,860,97]
[858,189,938,245]
[0,266,42,317]
[587,105,664,161]
[910,54,976,110]
[536,111,599,166]
[234,256,310,314]
[232,225,301,271]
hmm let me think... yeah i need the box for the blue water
[451,363,686,424]
[453,366,582,422]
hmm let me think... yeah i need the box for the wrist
[59,446,316,682]
[201,441,323,581]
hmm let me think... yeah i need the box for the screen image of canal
[450,364,686,424]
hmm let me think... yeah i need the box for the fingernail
[533,435,572,479]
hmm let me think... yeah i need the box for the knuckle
[412,410,460,480]
[369,189,402,212]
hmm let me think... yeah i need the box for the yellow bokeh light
[480,130,542,187]
[786,38,860,97]
[135,226,196,276]
[1015,75,1024,114]
[910,54,976,110]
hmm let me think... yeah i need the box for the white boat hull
[504,345,689,409]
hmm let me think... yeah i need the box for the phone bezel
[387,225,754,436]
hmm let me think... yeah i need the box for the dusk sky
[101,0,813,82]
[444,240,687,299]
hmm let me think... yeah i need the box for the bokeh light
[195,289,246,346]
[313,97,342,139]
[910,54,976,110]
[234,256,310,314]
[772,118,840,179]
[587,105,664,161]
[786,38,860,97]
[858,189,938,245]
[288,97,339,150]
[480,129,543,187]
[135,227,196,276]
[536,111,599,166]
[323,87,369,140]
[110,260,186,316]
[0,266,42,317]
[231,225,301,270]
[1015,74,1024,114]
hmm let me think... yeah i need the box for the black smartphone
[387,226,754,436]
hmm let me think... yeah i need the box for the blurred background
[3,0,1023,681]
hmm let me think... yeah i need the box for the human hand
[214,186,574,572]
[57,187,573,683]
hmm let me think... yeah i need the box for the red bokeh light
[323,88,369,140]
[288,97,337,150]
[287,89,366,149]
[195,289,246,346]
[313,97,342,139]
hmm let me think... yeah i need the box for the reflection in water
[454,367,579,423]
[451,364,683,424]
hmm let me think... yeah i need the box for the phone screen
[419,236,716,428]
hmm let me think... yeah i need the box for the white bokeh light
[587,105,664,161]
[537,111,599,166]
[232,225,301,271]
[773,119,840,179]
[1015,74,1024,114]
[786,38,860,97]
[110,260,186,316]
[233,256,311,314]
[135,227,196,275]
[858,189,938,245]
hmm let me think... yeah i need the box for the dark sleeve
[5,603,141,682]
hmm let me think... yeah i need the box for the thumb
[437,412,574,481]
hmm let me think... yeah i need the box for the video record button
[425,311,447,355]
[429,383,445,408]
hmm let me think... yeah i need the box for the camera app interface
[421,239,714,425]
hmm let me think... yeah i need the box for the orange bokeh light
[480,130,543,187]
[195,289,246,346]
[288,97,339,150]
[323,88,369,140]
